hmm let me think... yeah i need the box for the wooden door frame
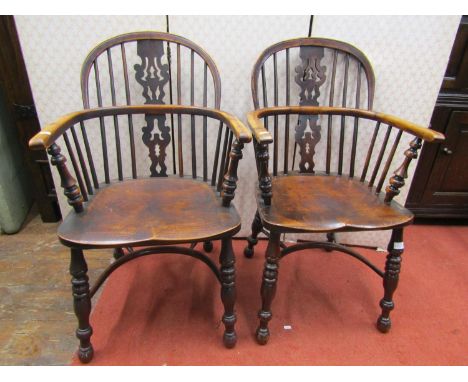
[0,16,60,222]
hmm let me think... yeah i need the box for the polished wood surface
[29,105,251,150]
[248,106,445,143]
[257,175,413,234]
[58,178,241,248]
[28,32,249,362]
[80,31,222,109]
[248,108,444,344]
[246,37,445,344]
[251,37,375,110]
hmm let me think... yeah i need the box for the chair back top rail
[251,37,376,110]
[81,31,222,109]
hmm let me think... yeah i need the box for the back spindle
[261,65,269,130]
[338,53,350,175]
[166,42,176,175]
[326,50,338,175]
[211,122,224,187]
[369,124,392,188]
[120,43,137,179]
[106,48,123,181]
[79,121,99,189]
[190,49,197,179]
[203,62,208,181]
[349,64,362,178]
[70,125,93,196]
[273,52,278,176]
[217,126,230,192]
[63,132,88,202]
[284,48,290,174]
[360,121,381,182]
[176,43,184,177]
[376,129,403,193]
[93,60,110,184]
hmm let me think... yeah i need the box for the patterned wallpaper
[15,15,460,247]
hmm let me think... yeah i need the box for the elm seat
[58,178,241,248]
[257,175,414,234]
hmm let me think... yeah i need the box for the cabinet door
[422,110,468,210]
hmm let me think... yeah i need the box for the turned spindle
[219,237,237,348]
[384,137,422,203]
[48,143,84,212]
[221,139,244,207]
[377,228,404,333]
[257,142,272,205]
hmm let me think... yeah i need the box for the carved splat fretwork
[135,40,171,177]
[294,46,326,173]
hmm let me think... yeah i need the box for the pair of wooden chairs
[29,32,444,363]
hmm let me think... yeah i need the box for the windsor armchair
[29,32,251,363]
[81,31,223,255]
[244,37,375,257]
[245,38,445,344]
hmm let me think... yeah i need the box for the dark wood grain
[58,178,241,249]
[81,31,221,109]
[257,175,414,233]
[247,105,443,344]
[30,32,248,362]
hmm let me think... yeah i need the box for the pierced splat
[294,46,326,173]
[135,40,171,177]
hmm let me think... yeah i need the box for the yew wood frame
[245,37,377,257]
[248,105,444,344]
[30,105,251,362]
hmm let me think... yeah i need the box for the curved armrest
[29,105,252,150]
[248,105,445,206]
[248,106,444,143]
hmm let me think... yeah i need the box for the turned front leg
[256,231,281,345]
[70,248,94,363]
[377,228,404,333]
[244,210,263,258]
[219,237,237,348]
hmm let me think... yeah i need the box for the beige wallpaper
[15,15,460,248]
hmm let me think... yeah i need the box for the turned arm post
[48,143,84,213]
[384,137,422,204]
[221,139,244,207]
[256,142,272,205]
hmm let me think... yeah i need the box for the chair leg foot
[70,248,94,364]
[77,342,94,363]
[256,313,271,345]
[243,244,255,258]
[256,232,281,345]
[220,237,237,348]
[325,232,336,252]
[222,315,237,348]
[376,315,392,333]
[244,210,263,258]
[377,228,403,334]
[113,247,125,260]
[203,241,213,253]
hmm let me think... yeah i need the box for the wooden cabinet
[0,16,60,222]
[407,16,468,218]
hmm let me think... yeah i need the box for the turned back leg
[325,232,337,252]
[70,248,94,363]
[256,231,281,345]
[219,237,237,348]
[377,228,404,333]
[244,210,263,258]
